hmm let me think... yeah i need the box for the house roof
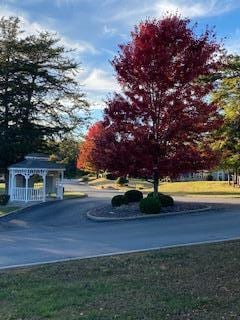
[8,154,65,170]
[25,153,49,159]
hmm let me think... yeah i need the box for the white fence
[11,187,44,202]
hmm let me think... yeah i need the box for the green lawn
[88,177,153,190]
[1,241,240,319]
[0,183,4,194]
[0,206,19,216]
[159,181,240,196]
[89,178,240,197]
[63,191,86,200]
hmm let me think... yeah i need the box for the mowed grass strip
[89,178,240,196]
[1,241,240,319]
[63,191,86,200]
[0,206,19,216]
[159,181,240,196]
[0,183,4,194]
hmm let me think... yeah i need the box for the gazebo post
[43,173,46,202]
[9,171,12,198]
[10,171,15,201]
[25,173,29,203]
[61,171,64,199]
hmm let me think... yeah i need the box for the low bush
[124,190,143,203]
[87,173,96,178]
[206,174,213,181]
[106,173,116,180]
[0,194,10,206]
[147,192,164,197]
[81,176,89,182]
[116,176,129,186]
[139,197,161,214]
[111,195,129,207]
[147,192,174,207]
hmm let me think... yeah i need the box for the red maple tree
[91,16,224,194]
[77,122,104,175]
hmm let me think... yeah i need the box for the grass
[0,206,19,216]
[159,181,240,196]
[0,184,19,215]
[1,241,240,319]
[63,191,87,200]
[0,183,4,194]
[89,178,240,197]
[88,177,153,190]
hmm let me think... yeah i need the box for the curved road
[0,180,240,269]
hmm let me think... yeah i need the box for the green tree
[0,17,89,191]
[212,55,240,185]
[49,137,81,178]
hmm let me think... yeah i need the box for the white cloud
[224,28,240,54]
[89,100,106,110]
[110,0,240,22]
[154,0,235,18]
[225,29,240,54]
[103,24,117,36]
[0,4,97,54]
[225,41,240,54]
[59,37,97,54]
[82,68,120,93]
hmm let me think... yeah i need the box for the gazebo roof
[8,154,65,170]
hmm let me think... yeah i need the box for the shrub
[81,176,89,182]
[116,176,129,186]
[106,173,116,180]
[0,194,10,206]
[206,174,213,181]
[147,192,174,207]
[159,195,174,206]
[147,192,164,197]
[111,195,129,207]
[124,190,143,202]
[139,197,161,214]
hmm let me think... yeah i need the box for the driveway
[0,181,240,269]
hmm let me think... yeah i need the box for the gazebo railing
[28,188,44,201]
[11,187,44,202]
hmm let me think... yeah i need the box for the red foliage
[77,122,104,172]
[86,16,225,179]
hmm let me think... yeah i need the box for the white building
[8,153,65,202]
[178,170,228,182]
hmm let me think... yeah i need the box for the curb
[0,194,88,221]
[87,205,212,222]
[1,236,240,271]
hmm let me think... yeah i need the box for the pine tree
[0,17,89,190]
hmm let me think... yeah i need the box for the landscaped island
[88,189,209,221]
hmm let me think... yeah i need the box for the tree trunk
[153,167,159,197]
[96,170,99,179]
[233,169,238,187]
[228,171,232,185]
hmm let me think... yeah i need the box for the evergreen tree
[0,17,89,190]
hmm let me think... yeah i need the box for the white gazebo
[8,153,65,203]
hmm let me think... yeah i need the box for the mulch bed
[90,201,208,219]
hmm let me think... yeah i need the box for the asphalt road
[0,180,240,269]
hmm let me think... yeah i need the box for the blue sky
[1,0,240,123]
